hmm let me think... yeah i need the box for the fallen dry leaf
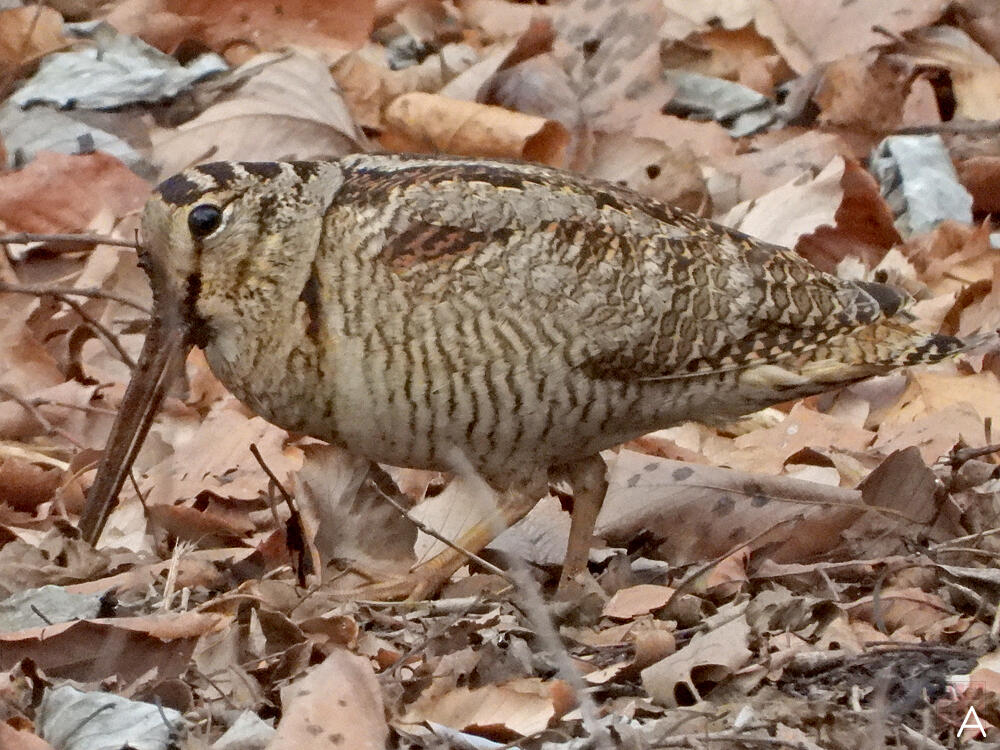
[0,151,149,234]
[151,52,369,178]
[891,24,1000,120]
[598,449,865,566]
[724,155,844,251]
[0,612,223,683]
[602,584,675,620]
[400,678,560,739]
[293,443,416,585]
[0,724,55,750]
[162,0,374,57]
[641,612,752,706]
[0,6,70,68]
[382,92,569,166]
[269,649,388,750]
[551,0,675,133]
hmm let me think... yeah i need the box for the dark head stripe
[195,161,237,186]
[290,161,322,182]
[241,162,283,179]
[157,174,204,206]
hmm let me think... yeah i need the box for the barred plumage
[80,154,967,596]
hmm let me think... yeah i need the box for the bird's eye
[187,204,223,238]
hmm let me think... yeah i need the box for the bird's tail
[737,320,971,397]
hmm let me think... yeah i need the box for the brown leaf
[763,0,949,73]
[0,152,149,234]
[292,443,416,585]
[814,55,907,134]
[957,156,1000,214]
[720,130,851,207]
[603,584,675,620]
[797,159,901,272]
[0,458,62,512]
[0,724,54,750]
[0,612,223,683]
[858,448,937,524]
[726,403,874,476]
[551,0,675,133]
[0,7,70,68]
[332,43,480,129]
[382,92,569,166]
[891,25,1000,120]
[599,450,865,566]
[103,0,199,54]
[845,587,953,636]
[162,0,375,55]
[724,156,844,252]
[587,133,708,214]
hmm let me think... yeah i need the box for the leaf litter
[0,0,1000,748]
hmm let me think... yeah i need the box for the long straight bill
[79,322,189,544]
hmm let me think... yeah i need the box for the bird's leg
[551,454,609,593]
[344,477,546,601]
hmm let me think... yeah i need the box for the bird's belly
[208,330,731,485]
[320,336,635,483]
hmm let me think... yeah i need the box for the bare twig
[929,525,1000,550]
[0,280,151,314]
[894,120,1000,136]
[249,443,295,513]
[0,278,141,369]
[508,563,614,749]
[368,476,512,581]
[0,232,140,249]
[58,294,137,370]
[0,386,83,447]
[651,731,810,748]
[944,442,1000,466]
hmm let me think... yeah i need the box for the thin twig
[508,563,614,749]
[944,442,1000,466]
[368,477,511,581]
[58,294,137,369]
[249,442,310,585]
[894,120,1000,136]
[23,398,118,416]
[0,232,140,249]
[249,443,295,513]
[929,525,1000,550]
[652,733,810,748]
[0,386,82,447]
[0,280,151,314]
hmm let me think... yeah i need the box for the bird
[79,154,967,598]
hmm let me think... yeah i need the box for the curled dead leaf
[382,92,569,166]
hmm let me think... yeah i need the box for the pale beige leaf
[151,52,368,178]
[603,584,675,620]
[641,615,752,706]
[401,678,557,736]
[723,156,844,250]
[269,649,388,750]
[588,133,708,214]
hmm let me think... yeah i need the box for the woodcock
[79,154,967,597]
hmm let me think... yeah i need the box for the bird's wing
[329,155,958,382]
